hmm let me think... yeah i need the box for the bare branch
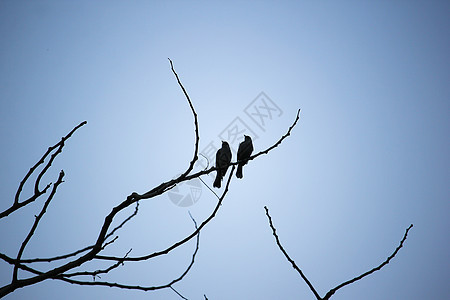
[0,253,44,277]
[197,153,220,200]
[1,205,203,295]
[105,201,140,242]
[18,245,94,263]
[323,224,414,300]
[264,206,321,300]
[13,170,65,282]
[0,121,86,219]
[170,286,189,300]
[168,58,200,178]
[265,206,413,300]
[95,167,235,262]
[62,249,132,279]
[54,212,201,292]
[62,260,122,279]
[248,109,300,162]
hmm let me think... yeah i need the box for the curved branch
[323,224,414,300]
[169,58,200,178]
[248,108,300,162]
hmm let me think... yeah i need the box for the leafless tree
[264,206,413,300]
[0,59,301,298]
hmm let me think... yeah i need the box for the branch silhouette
[0,121,87,219]
[264,206,413,300]
[0,59,300,298]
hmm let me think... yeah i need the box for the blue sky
[0,1,449,299]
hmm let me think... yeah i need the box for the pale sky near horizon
[0,1,449,300]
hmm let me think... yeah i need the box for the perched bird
[236,135,253,179]
[213,141,232,188]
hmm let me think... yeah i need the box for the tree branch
[170,286,188,300]
[265,206,413,300]
[0,121,86,219]
[62,249,132,279]
[249,108,300,162]
[168,58,200,179]
[17,202,138,264]
[323,224,414,300]
[104,201,140,243]
[13,170,65,282]
[264,206,321,300]
[95,167,235,262]
[54,212,201,292]
[17,245,94,264]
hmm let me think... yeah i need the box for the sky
[0,1,449,299]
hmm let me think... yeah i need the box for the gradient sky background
[0,1,449,300]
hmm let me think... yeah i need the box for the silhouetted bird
[236,135,253,179]
[213,141,232,188]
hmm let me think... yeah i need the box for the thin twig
[105,201,140,242]
[249,109,300,162]
[62,249,132,279]
[18,245,94,263]
[197,153,220,200]
[170,286,189,300]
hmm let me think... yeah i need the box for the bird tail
[236,165,243,179]
[213,172,222,188]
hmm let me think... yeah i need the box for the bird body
[236,135,253,179]
[213,141,232,188]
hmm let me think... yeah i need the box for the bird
[213,141,232,188]
[236,135,253,179]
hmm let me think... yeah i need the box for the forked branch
[0,121,86,219]
[264,206,413,300]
